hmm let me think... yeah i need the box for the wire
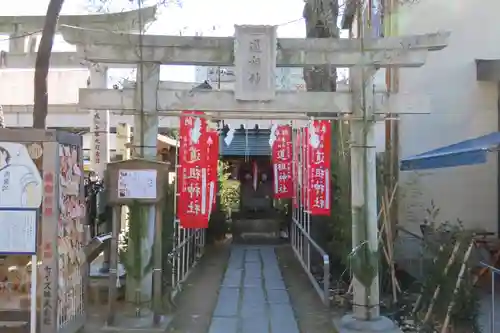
[0,18,301,44]
[0,30,42,42]
[277,18,304,26]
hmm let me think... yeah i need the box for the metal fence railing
[290,216,330,306]
[170,219,206,298]
[478,261,499,333]
[289,126,331,307]
[167,138,207,300]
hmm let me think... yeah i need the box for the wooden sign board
[105,158,170,205]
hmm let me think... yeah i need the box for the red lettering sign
[177,111,210,228]
[272,125,293,199]
[207,131,219,211]
[307,120,331,215]
[301,127,309,206]
[43,242,52,259]
[43,171,54,217]
[43,173,53,182]
[292,129,300,208]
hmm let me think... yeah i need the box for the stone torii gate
[0,6,157,177]
[60,24,448,332]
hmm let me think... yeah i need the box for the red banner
[307,120,331,215]
[301,127,309,206]
[292,129,300,208]
[178,111,208,195]
[207,131,219,211]
[272,125,293,199]
[177,111,210,228]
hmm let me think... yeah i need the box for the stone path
[209,245,300,333]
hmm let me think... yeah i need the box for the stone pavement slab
[208,245,300,333]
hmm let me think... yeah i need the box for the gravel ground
[275,245,339,333]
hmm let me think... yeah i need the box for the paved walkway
[209,245,300,333]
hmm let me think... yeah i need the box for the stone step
[231,219,283,244]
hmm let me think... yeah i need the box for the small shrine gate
[60,20,449,331]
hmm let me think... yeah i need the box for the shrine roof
[220,129,271,157]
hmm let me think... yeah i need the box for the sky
[2,0,309,83]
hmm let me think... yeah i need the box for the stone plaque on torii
[60,24,449,332]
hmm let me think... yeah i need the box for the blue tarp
[400,132,500,171]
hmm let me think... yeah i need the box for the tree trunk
[33,0,65,129]
[0,105,5,128]
[302,0,339,93]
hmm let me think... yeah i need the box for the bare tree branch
[86,0,182,13]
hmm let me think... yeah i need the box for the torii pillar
[126,62,161,303]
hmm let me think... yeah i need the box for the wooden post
[153,203,163,325]
[107,205,120,325]
[116,123,131,232]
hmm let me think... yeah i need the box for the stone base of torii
[336,314,403,333]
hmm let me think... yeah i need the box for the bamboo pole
[380,196,401,294]
[380,182,398,223]
[412,241,447,315]
[383,187,398,303]
[347,221,398,295]
[347,184,400,295]
[380,184,401,295]
[421,240,462,325]
[440,240,475,333]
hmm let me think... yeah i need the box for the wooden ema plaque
[105,158,169,205]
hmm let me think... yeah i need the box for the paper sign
[118,169,157,199]
[0,210,37,254]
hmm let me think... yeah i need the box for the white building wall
[396,0,499,233]
[0,66,307,151]
[0,69,86,104]
[0,69,179,131]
